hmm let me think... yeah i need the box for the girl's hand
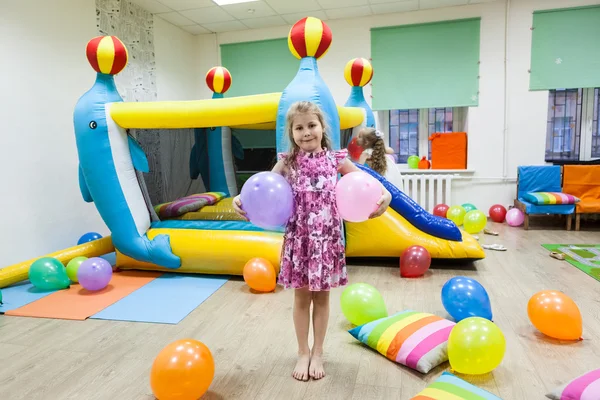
[232,195,248,221]
[369,187,392,219]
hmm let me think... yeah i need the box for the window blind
[530,5,600,90]
[370,18,481,110]
[220,38,298,97]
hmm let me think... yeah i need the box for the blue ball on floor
[441,276,493,322]
[77,232,103,245]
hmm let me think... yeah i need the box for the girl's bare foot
[293,353,310,381]
[309,351,325,380]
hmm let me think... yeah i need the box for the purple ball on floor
[77,257,112,291]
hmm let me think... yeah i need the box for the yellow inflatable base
[116,228,283,275]
[0,211,483,289]
[345,209,485,259]
[0,237,115,289]
[117,209,484,277]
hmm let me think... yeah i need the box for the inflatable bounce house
[0,17,483,289]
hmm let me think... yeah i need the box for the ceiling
[129,0,497,35]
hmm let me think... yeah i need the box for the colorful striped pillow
[154,192,226,219]
[411,372,502,399]
[546,368,600,400]
[348,310,455,373]
[523,192,580,205]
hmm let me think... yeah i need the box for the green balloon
[66,256,88,283]
[463,210,487,234]
[341,283,387,326]
[29,257,70,291]
[462,203,477,212]
[0,289,3,304]
[407,155,420,169]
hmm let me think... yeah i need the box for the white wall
[195,33,220,99]
[192,0,599,212]
[154,16,198,101]
[0,0,108,268]
[0,1,199,269]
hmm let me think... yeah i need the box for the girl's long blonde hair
[283,101,333,169]
[358,127,387,175]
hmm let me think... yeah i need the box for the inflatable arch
[0,17,483,288]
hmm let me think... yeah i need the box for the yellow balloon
[447,205,466,226]
[448,317,506,375]
[463,210,487,234]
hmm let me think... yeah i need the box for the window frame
[382,107,468,166]
[580,88,598,161]
[545,87,600,163]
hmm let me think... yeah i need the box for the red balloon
[400,245,431,278]
[489,204,507,223]
[347,137,364,161]
[433,204,449,218]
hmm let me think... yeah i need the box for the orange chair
[562,165,600,230]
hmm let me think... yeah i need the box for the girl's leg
[292,287,312,381]
[309,290,330,380]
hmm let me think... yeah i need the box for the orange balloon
[150,339,214,400]
[527,290,582,340]
[243,258,276,292]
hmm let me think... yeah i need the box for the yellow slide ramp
[345,209,485,259]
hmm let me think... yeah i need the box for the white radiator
[400,174,454,212]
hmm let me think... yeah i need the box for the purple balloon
[240,171,294,230]
[77,257,113,291]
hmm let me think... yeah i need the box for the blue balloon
[441,276,492,322]
[77,232,103,245]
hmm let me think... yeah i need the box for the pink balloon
[400,245,431,278]
[335,171,382,222]
[505,208,524,227]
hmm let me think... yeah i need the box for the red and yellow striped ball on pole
[86,36,128,75]
[344,58,373,87]
[205,66,232,94]
[288,16,332,60]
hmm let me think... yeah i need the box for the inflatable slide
[0,18,484,289]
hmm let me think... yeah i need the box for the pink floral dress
[277,149,348,291]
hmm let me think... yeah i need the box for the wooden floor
[1,220,599,399]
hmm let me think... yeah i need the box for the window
[545,89,582,161]
[545,88,600,162]
[388,107,465,163]
[428,108,453,136]
[389,110,418,163]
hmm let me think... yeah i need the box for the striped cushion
[546,368,600,400]
[523,192,580,205]
[348,310,455,373]
[412,372,502,399]
[154,192,226,219]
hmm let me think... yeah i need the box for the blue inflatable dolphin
[73,73,180,269]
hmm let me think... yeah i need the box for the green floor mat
[542,244,600,283]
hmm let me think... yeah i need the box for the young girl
[357,127,404,191]
[233,101,391,381]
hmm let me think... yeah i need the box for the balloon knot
[579,336,584,341]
